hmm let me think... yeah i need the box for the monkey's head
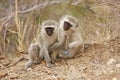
[63,21,72,31]
[41,20,58,36]
[60,15,78,31]
[45,27,54,36]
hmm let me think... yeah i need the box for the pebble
[9,73,18,79]
[107,58,116,65]
[112,77,117,80]
[116,63,120,68]
[27,68,32,71]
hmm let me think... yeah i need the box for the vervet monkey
[36,20,59,67]
[51,15,83,58]
[24,43,40,70]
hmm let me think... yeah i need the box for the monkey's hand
[68,43,75,49]
[50,43,59,51]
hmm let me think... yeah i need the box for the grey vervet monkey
[51,15,83,58]
[36,20,59,67]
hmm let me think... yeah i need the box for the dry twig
[7,56,25,68]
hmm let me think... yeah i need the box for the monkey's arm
[50,35,65,50]
[68,31,83,49]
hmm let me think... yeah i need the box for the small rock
[112,77,117,80]
[116,64,120,68]
[27,68,32,71]
[58,77,65,80]
[9,73,18,79]
[107,58,116,65]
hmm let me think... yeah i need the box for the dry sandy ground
[0,34,120,80]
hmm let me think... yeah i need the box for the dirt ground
[0,30,120,80]
[0,0,120,80]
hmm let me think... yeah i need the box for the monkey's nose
[48,33,53,36]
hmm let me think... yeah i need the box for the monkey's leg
[34,52,43,64]
[51,50,58,64]
[34,54,41,64]
[39,50,44,59]
[68,41,81,49]
[42,49,53,68]
[59,47,80,58]
[24,59,33,70]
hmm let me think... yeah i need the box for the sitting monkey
[36,20,59,67]
[51,15,83,58]
[25,20,59,69]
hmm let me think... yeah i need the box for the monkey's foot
[51,56,57,64]
[59,53,68,58]
[59,50,69,58]
[51,59,55,64]
[34,59,41,64]
[62,50,69,55]
[24,64,30,70]
[46,63,53,68]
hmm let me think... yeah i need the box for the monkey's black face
[64,21,72,31]
[45,27,54,36]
